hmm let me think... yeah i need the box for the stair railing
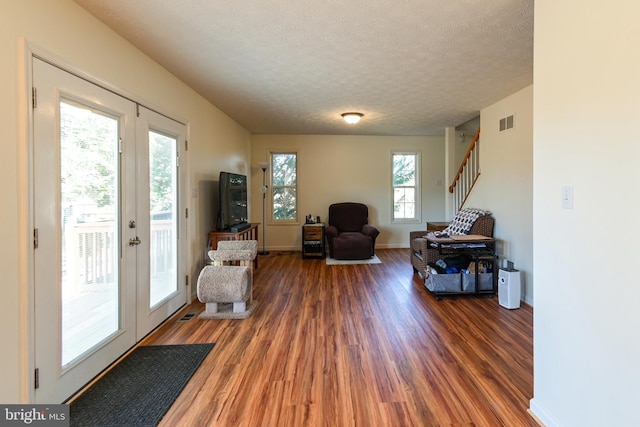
[449,128,481,211]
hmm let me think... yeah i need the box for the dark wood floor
[144,249,536,426]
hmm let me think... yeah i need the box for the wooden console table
[209,223,260,268]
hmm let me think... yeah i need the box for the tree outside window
[271,152,297,221]
[393,152,419,221]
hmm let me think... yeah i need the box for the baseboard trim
[529,398,560,427]
[527,409,546,426]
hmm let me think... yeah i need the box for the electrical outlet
[561,185,573,209]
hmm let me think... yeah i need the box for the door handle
[128,237,141,246]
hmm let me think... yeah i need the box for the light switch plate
[561,185,573,209]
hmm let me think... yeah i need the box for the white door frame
[25,46,190,403]
[33,57,139,403]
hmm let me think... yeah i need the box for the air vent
[177,310,200,322]
[499,114,515,132]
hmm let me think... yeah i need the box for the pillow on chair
[443,208,492,235]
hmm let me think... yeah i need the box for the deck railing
[64,219,173,295]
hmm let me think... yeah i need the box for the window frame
[269,150,298,224]
[391,151,421,223]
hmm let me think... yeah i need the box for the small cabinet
[302,224,325,259]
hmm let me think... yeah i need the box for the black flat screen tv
[218,171,248,231]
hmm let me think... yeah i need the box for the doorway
[32,58,187,403]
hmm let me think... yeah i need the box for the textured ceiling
[74,0,534,136]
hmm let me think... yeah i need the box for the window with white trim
[392,152,419,221]
[270,151,297,222]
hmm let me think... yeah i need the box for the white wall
[250,134,446,250]
[531,1,640,426]
[0,0,250,403]
[464,86,533,304]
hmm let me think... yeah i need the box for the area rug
[69,343,214,426]
[325,255,382,265]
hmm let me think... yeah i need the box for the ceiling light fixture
[341,112,364,124]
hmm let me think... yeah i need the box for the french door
[32,58,186,403]
[135,106,187,338]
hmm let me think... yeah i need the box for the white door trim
[24,42,191,403]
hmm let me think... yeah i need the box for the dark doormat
[69,343,214,426]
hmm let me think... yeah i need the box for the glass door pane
[60,100,119,367]
[148,130,178,307]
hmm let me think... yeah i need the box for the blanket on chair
[443,208,491,235]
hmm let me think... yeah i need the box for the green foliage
[393,154,415,186]
[60,102,176,219]
[271,153,297,220]
[393,154,417,219]
[149,131,176,213]
[60,101,117,211]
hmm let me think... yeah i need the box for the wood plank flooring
[143,249,536,426]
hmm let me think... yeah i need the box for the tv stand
[209,223,260,268]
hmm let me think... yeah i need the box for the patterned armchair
[410,209,494,280]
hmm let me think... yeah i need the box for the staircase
[449,128,481,211]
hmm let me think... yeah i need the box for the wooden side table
[302,223,325,259]
[427,221,449,232]
[209,223,260,268]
